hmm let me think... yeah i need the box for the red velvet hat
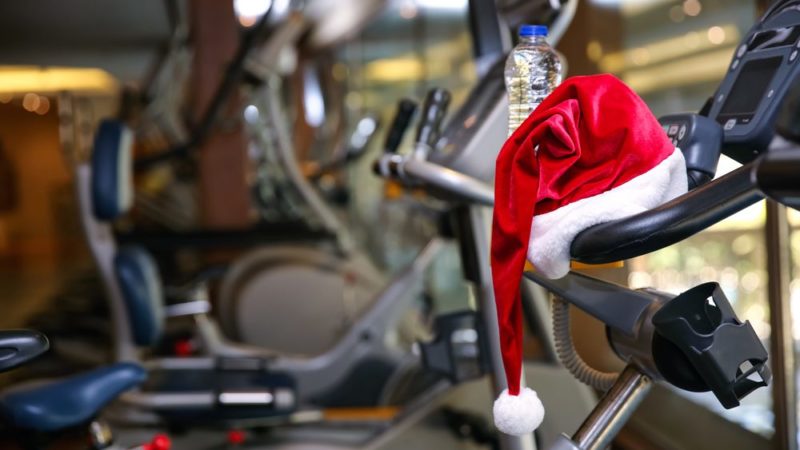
[490,74,687,435]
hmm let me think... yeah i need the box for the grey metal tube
[571,365,651,450]
[377,155,495,206]
[547,0,578,46]
[467,207,536,450]
[402,158,495,206]
[261,80,352,253]
[120,391,216,409]
[361,381,452,450]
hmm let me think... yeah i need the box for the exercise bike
[0,329,168,450]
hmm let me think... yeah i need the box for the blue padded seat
[115,246,165,347]
[0,362,146,432]
[92,120,134,221]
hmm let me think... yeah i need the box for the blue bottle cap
[519,24,548,37]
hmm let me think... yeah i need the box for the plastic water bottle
[504,24,563,137]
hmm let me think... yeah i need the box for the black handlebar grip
[777,78,800,143]
[384,99,418,154]
[415,88,452,147]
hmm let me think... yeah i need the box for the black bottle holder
[419,310,489,383]
[651,282,771,408]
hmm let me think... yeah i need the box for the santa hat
[490,74,687,435]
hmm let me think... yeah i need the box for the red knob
[227,429,246,445]
[173,339,193,357]
[142,434,171,450]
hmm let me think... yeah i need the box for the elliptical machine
[371,1,800,449]
[66,0,577,431]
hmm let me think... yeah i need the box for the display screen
[748,27,800,51]
[718,57,782,118]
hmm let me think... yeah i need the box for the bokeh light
[22,93,40,112]
[34,96,50,115]
[683,0,702,17]
[707,26,726,45]
[233,0,272,27]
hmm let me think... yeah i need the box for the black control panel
[661,117,690,148]
[707,1,800,163]
[659,113,722,189]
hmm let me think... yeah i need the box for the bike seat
[0,362,146,432]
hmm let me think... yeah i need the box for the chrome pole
[571,365,652,450]
[468,206,537,450]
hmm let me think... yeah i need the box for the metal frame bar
[468,206,536,450]
[765,200,797,450]
[74,139,138,363]
[270,238,445,399]
[570,365,651,450]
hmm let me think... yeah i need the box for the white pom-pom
[493,387,545,436]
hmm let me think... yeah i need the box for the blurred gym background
[0,0,791,447]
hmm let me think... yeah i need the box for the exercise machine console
[707,0,800,162]
[571,0,800,263]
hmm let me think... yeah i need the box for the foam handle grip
[384,99,418,153]
[415,88,452,147]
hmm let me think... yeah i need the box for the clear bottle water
[504,24,563,137]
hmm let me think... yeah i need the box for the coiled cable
[551,296,619,391]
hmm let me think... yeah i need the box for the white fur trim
[493,387,545,436]
[529,148,687,279]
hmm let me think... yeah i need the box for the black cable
[163,0,180,32]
